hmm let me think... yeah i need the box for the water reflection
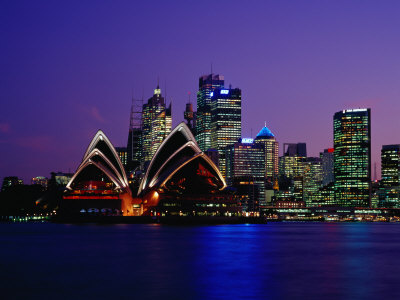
[2,223,400,299]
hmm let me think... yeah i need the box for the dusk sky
[1,0,400,183]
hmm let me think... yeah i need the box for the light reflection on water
[1,223,400,299]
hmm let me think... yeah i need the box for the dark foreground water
[1,223,400,300]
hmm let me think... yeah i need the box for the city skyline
[2,1,400,182]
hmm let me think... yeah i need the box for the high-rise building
[210,87,241,178]
[320,148,334,186]
[142,85,172,162]
[226,140,265,212]
[115,147,128,167]
[380,144,400,207]
[279,143,307,179]
[334,108,371,207]
[127,97,143,172]
[302,157,323,207]
[277,143,307,203]
[254,124,279,181]
[196,74,225,152]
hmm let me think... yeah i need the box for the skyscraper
[254,124,279,181]
[127,97,143,172]
[380,144,400,207]
[320,148,334,186]
[210,87,242,178]
[279,143,307,179]
[226,140,265,212]
[142,85,172,162]
[334,108,371,207]
[196,74,224,152]
[302,157,323,207]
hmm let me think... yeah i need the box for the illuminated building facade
[277,143,307,204]
[210,87,242,178]
[31,176,48,189]
[226,140,265,212]
[127,96,143,172]
[127,128,142,171]
[139,122,239,216]
[51,172,73,186]
[196,74,224,152]
[302,157,323,207]
[63,130,132,216]
[254,124,279,180]
[279,156,304,179]
[320,148,334,186]
[334,108,371,207]
[115,147,128,167]
[142,85,172,162]
[380,144,400,207]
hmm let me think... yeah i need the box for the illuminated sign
[220,89,229,94]
[210,92,214,97]
[242,138,254,144]
[343,108,367,113]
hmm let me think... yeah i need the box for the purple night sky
[1,0,400,183]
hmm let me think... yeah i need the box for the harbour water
[1,222,400,299]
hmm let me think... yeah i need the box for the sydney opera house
[62,130,133,216]
[62,123,240,217]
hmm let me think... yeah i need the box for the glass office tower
[226,141,265,212]
[142,86,172,162]
[333,108,371,207]
[210,87,242,178]
[196,74,224,152]
[381,144,400,207]
[254,125,279,181]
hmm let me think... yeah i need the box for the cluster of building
[2,72,400,218]
[112,73,399,213]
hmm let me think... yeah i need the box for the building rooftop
[256,125,275,139]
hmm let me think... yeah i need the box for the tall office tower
[254,124,279,181]
[115,147,128,167]
[334,108,371,207]
[142,85,172,162]
[127,97,143,172]
[278,143,307,179]
[196,74,225,152]
[226,140,265,212]
[381,145,400,207]
[320,148,334,186]
[210,87,242,178]
[302,157,323,207]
